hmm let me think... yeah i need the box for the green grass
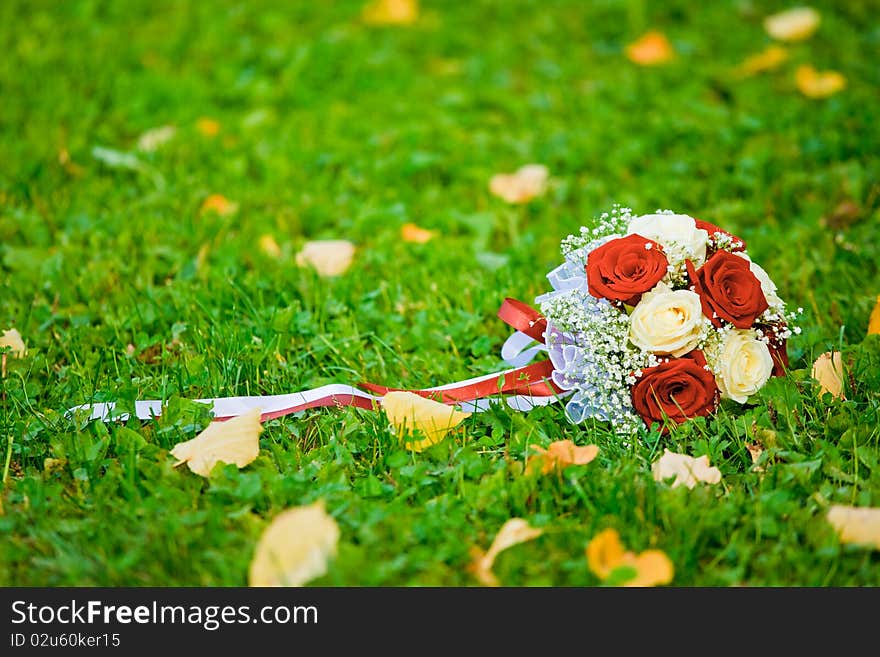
[1,0,879,586]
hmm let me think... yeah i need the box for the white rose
[715,329,773,403]
[629,284,705,357]
[734,252,782,309]
[628,213,709,266]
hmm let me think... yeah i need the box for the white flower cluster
[538,207,800,432]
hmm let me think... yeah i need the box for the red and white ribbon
[69,298,566,423]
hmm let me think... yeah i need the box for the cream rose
[628,213,709,266]
[629,284,705,356]
[714,329,773,403]
[734,252,782,309]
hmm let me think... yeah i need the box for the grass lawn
[1,0,879,586]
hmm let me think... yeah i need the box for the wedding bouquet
[537,206,798,432]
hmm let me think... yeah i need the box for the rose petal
[401,222,435,244]
[381,391,470,451]
[764,7,820,42]
[136,125,176,152]
[249,501,340,586]
[489,164,549,204]
[527,440,599,474]
[623,550,675,587]
[200,194,238,216]
[868,295,880,336]
[586,528,674,587]
[652,449,722,489]
[259,234,281,258]
[586,528,626,579]
[735,46,789,77]
[470,518,543,586]
[625,31,674,66]
[295,240,356,277]
[170,407,263,477]
[0,328,26,357]
[795,65,846,99]
[811,351,845,399]
[826,505,880,550]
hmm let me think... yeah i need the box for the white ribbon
[68,330,564,423]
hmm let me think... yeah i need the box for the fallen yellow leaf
[170,407,263,477]
[401,222,435,244]
[586,528,674,587]
[625,31,674,66]
[795,65,846,99]
[200,194,238,217]
[826,505,880,550]
[811,351,845,399]
[362,0,418,25]
[586,528,626,579]
[625,550,675,587]
[652,449,722,489]
[259,234,282,258]
[137,125,176,152]
[489,164,549,204]
[295,240,356,277]
[0,328,26,357]
[734,45,789,77]
[196,117,221,137]
[527,440,599,475]
[868,295,880,335]
[381,391,470,451]
[249,501,340,586]
[764,7,820,42]
[470,518,543,586]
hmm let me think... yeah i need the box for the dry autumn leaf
[652,449,722,489]
[0,328,26,357]
[826,505,880,550]
[734,45,789,77]
[249,501,340,586]
[811,351,845,399]
[868,295,880,335]
[795,65,846,99]
[586,528,673,587]
[381,391,470,451]
[196,117,221,137]
[362,0,419,25]
[200,194,238,217]
[764,7,820,42]
[295,240,356,277]
[489,164,549,204]
[401,222,435,244]
[745,443,764,471]
[527,440,599,475]
[136,125,176,152]
[259,234,282,258]
[625,31,674,66]
[469,518,543,587]
[170,407,263,477]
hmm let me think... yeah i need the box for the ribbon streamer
[69,298,565,423]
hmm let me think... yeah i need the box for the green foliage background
[1,0,878,585]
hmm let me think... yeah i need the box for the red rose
[769,339,788,377]
[694,219,746,252]
[586,234,669,306]
[631,351,718,430]
[758,323,789,378]
[687,251,768,329]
